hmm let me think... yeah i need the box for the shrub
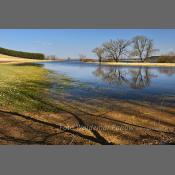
[102,58,115,62]
[80,58,95,62]
[157,56,175,63]
[0,47,45,60]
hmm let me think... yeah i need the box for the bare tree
[92,47,105,63]
[132,35,157,61]
[102,39,131,62]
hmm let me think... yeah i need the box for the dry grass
[0,54,51,64]
[91,61,175,67]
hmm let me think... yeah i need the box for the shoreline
[88,61,175,67]
[1,55,175,67]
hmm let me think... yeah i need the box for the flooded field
[0,62,175,145]
[39,61,175,144]
[43,61,175,104]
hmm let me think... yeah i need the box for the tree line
[0,47,45,60]
[92,35,158,62]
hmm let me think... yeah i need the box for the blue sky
[0,29,175,58]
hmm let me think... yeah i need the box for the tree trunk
[99,56,102,63]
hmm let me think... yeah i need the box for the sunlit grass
[0,64,55,113]
[0,63,85,114]
[0,53,50,64]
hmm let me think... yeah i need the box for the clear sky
[0,29,175,58]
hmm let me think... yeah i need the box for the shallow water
[41,61,175,106]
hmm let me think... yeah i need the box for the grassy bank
[0,63,77,113]
[0,54,52,64]
[0,63,102,145]
[0,64,53,113]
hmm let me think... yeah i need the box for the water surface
[42,61,175,106]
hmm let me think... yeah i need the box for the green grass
[0,63,57,113]
[0,63,95,116]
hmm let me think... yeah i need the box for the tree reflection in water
[129,68,153,89]
[93,66,129,85]
[93,66,155,89]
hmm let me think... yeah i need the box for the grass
[0,63,83,114]
[0,53,76,114]
[0,54,51,64]
[91,61,175,67]
[0,64,55,113]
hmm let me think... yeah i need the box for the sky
[0,29,175,58]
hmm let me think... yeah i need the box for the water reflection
[42,61,175,97]
[93,66,155,89]
[129,68,154,89]
[93,66,128,85]
[158,67,175,76]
